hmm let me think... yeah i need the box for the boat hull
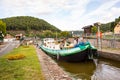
[58,49,97,62]
[40,46,97,62]
[40,40,98,62]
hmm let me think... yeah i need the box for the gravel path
[36,47,73,80]
[0,41,20,56]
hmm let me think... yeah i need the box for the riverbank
[87,38,120,61]
[36,46,73,80]
[87,39,120,61]
[98,48,120,61]
[0,45,45,80]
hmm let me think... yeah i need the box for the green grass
[0,45,44,80]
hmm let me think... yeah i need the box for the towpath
[0,40,20,56]
[35,47,73,80]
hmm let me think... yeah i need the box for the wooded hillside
[1,16,60,32]
[100,16,120,32]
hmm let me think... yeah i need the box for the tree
[0,31,4,43]
[43,30,53,37]
[0,20,6,35]
[91,26,97,34]
[60,31,70,38]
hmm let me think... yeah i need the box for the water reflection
[56,58,120,80]
[56,60,96,80]
[92,60,120,80]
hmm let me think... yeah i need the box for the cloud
[85,0,120,22]
[0,0,120,31]
[72,0,120,29]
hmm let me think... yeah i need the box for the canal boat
[39,39,98,62]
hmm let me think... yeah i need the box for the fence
[86,34,120,49]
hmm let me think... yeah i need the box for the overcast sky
[0,0,120,31]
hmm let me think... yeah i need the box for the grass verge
[0,45,44,80]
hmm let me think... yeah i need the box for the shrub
[7,54,25,60]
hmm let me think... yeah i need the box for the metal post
[94,22,101,50]
[97,23,101,50]
[72,31,73,37]
[113,33,115,48]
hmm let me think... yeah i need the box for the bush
[7,54,25,60]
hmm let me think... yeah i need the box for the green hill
[1,16,60,32]
[100,16,120,32]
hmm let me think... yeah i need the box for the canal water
[55,58,120,80]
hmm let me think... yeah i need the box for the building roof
[82,25,93,29]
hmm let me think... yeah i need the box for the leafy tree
[115,17,120,25]
[60,31,70,38]
[43,30,53,37]
[91,26,97,34]
[110,22,115,32]
[0,20,6,35]
[100,16,120,33]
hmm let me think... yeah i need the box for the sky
[0,0,120,31]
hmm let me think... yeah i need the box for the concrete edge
[98,51,120,61]
[35,47,73,80]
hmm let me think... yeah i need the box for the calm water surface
[56,58,120,80]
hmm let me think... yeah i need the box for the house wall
[114,22,120,34]
[4,38,15,42]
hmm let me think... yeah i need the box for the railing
[84,34,120,49]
